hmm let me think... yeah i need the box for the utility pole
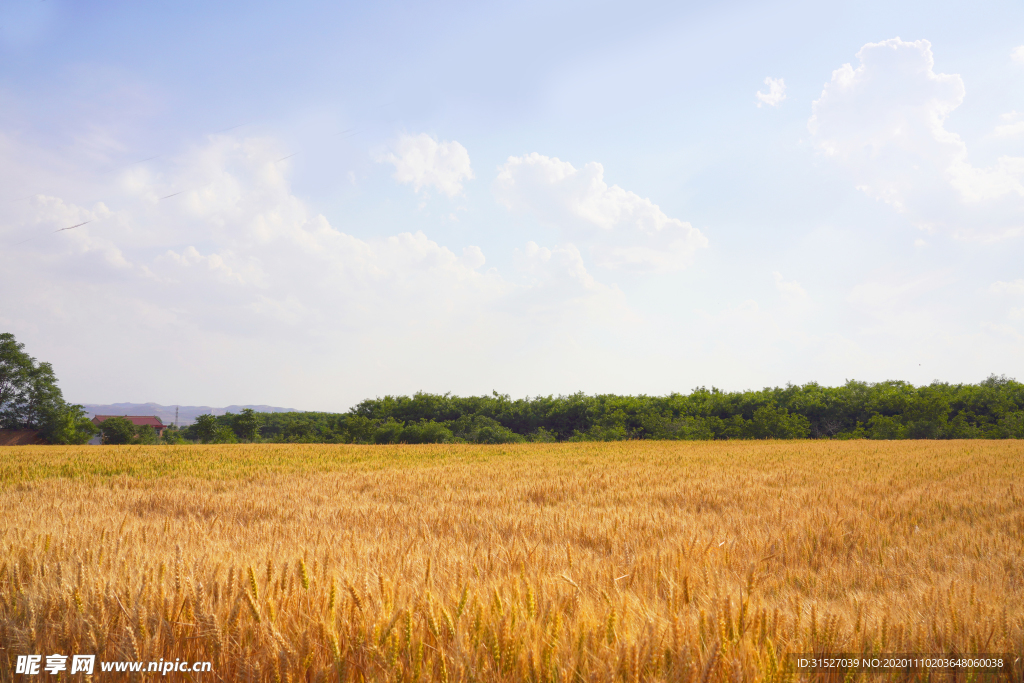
[175,406,179,427]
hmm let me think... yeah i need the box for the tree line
[158,377,1024,444]
[5,332,1023,445]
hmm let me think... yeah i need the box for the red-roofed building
[91,415,167,437]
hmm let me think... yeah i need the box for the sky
[2,0,1023,410]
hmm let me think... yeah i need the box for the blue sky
[2,0,1023,409]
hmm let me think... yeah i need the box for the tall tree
[193,414,219,444]
[232,408,263,442]
[0,333,34,428]
[0,333,94,444]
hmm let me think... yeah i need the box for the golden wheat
[0,440,1022,681]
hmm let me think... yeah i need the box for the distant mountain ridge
[80,402,300,426]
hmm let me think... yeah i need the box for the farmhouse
[90,415,168,443]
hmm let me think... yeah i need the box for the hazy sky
[2,0,1023,410]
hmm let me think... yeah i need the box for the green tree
[212,426,238,443]
[193,414,218,443]
[283,418,321,442]
[135,424,158,444]
[99,417,137,445]
[151,379,1024,445]
[232,408,263,442]
[373,418,405,444]
[400,420,454,443]
[903,384,950,438]
[0,333,34,428]
[999,412,1024,438]
[39,403,96,444]
[451,415,524,444]
[162,425,186,444]
[343,415,378,443]
[745,406,810,439]
[659,416,718,440]
[0,332,95,444]
[529,427,558,442]
[866,414,906,440]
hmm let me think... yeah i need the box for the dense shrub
[174,376,1024,443]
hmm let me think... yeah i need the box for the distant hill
[80,402,300,426]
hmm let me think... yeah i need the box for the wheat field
[0,440,1022,681]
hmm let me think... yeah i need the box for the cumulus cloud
[514,241,629,319]
[517,241,600,294]
[382,133,473,197]
[809,37,1024,238]
[994,111,1024,138]
[495,153,682,234]
[1013,46,1024,64]
[756,77,787,108]
[8,138,499,336]
[1,133,640,405]
[773,271,808,302]
[809,38,965,169]
[990,279,1024,295]
[157,246,254,286]
[494,153,707,271]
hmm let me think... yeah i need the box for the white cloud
[590,242,704,272]
[495,153,680,234]
[809,38,965,165]
[773,271,808,301]
[1013,46,1024,64]
[990,279,1024,295]
[514,241,628,319]
[1,134,644,405]
[382,133,473,197]
[517,241,598,293]
[756,77,786,108]
[808,37,1024,238]
[994,111,1024,138]
[494,153,707,271]
[460,245,486,270]
[157,246,255,286]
